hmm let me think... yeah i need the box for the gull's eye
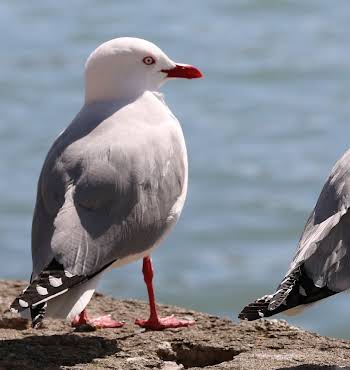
[143,56,156,65]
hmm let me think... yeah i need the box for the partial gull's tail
[10,259,87,328]
[239,265,337,321]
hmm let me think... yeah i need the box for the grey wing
[17,144,143,316]
[238,150,350,321]
[32,120,184,279]
[31,157,136,278]
[289,149,350,292]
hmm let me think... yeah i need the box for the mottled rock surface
[1,280,350,369]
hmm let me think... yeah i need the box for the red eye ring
[143,56,156,65]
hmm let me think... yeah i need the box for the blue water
[1,0,350,338]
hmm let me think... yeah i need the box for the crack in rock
[157,341,242,368]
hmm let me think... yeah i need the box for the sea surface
[1,0,350,338]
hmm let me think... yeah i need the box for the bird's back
[32,92,187,278]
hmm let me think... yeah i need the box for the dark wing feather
[11,259,85,313]
[239,265,336,321]
[10,258,114,327]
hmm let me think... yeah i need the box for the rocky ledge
[0,280,350,370]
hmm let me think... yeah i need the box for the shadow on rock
[0,334,120,369]
[0,317,29,330]
[279,365,350,370]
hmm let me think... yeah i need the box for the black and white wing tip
[238,264,337,321]
[238,294,273,321]
[9,259,83,328]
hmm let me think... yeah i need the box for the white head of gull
[85,37,202,102]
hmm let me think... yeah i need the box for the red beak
[161,64,203,79]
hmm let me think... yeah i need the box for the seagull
[239,150,350,321]
[10,37,202,330]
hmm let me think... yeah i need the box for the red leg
[135,256,195,330]
[71,309,124,329]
